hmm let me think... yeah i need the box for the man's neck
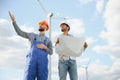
[39,32,45,35]
[63,31,68,35]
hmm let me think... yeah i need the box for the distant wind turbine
[80,59,91,80]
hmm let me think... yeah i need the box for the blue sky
[0,0,120,80]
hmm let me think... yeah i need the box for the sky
[0,0,120,80]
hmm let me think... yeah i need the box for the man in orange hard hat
[9,11,53,80]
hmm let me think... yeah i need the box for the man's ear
[45,27,47,31]
[67,27,70,31]
[68,27,70,31]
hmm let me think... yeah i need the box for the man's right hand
[55,38,59,46]
[84,42,88,49]
[9,11,15,22]
[36,44,48,50]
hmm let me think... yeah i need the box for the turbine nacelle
[47,13,53,18]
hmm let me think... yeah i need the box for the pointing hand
[9,11,16,22]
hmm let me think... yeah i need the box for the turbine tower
[37,1,72,80]
[80,59,91,80]
[37,0,53,80]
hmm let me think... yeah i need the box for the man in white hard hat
[55,22,88,80]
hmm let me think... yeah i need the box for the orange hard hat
[38,20,49,31]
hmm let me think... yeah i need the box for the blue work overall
[24,35,48,80]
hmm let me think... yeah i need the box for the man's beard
[39,28,45,32]
[61,29,66,32]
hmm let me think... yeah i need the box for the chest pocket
[33,34,48,46]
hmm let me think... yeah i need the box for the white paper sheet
[55,35,85,57]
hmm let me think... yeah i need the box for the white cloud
[93,0,120,59]
[0,19,28,80]
[51,31,59,44]
[93,0,120,79]
[65,19,85,35]
[86,37,95,44]
[0,19,13,37]
[20,24,35,33]
[0,19,35,80]
[100,31,120,46]
[79,0,105,14]
[88,63,111,80]
[109,59,120,80]
[110,59,120,75]
[79,0,94,4]
[93,45,110,53]
[51,53,59,80]
[96,0,105,14]
[81,61,120,80]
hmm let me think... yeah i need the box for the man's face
[38,24,47,32]
[60,25,68,32]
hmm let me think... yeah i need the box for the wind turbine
[37,0,53,80]
[81,65,88,80]
[80,59,91,80]
[37,1,73,80]
[37,0,72,20]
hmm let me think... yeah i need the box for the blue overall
[24,35,48,80]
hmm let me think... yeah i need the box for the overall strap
[33,34,48,46]
[30,34,37,48]
[33,34,37,41]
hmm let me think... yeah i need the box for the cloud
[79,0,105,14]
[79,0,94,4]
[109,59,120,80]
[0,19,36,80]
[93,0,120,59]
[51,53,59,80]
[92,0,120,79]
[51,31,59,44]
[0,19,28,80]
[88,63,111,80]
[0,19,13,37]
[96,0,105,14]
[80,60,120,80]
[64,19,85,35]
[86,37,95,44]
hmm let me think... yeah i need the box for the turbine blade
[37,0,48,15]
